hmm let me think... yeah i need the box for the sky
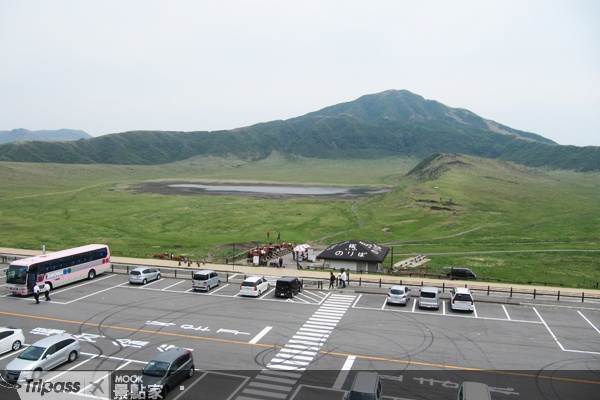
[1,1,599,147]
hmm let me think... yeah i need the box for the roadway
[0,267,599,400]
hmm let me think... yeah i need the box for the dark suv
[447,267,476,280]
[275,277,302,298]
[140,348,194,397]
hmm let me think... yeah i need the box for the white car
[239,276,270,297]
[450,287,474,312]
[4,333,81,384]
[129,267,161,285]
[0,327,25,355]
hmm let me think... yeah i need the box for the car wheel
[258,290,262,296]
[217,280,221,286]
[32,369,42,381]
[11,340,22,351]
[187,366,195,379]
[156,274,161,280]
[88,270,96,280]
[162,385,169,397]
[142,279,147,285]
[68,351,78,363]
[290,291,294,298]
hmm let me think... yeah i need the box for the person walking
[341,270,347,288]
[43,283,51,301]
[329,272,335,289]
[33,285,40,304]
[337,271,342,287]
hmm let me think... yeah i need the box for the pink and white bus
[5,244,110,295]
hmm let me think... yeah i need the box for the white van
[418,286,440,310]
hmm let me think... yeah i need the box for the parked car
[140,347,194,397]
[192,270,220,291]
[239,276,270,297]
[447,267,477,280]
[450,287,474,312]
[4,333,81,384]
[344,371,382,400]
[457,381,492,400]
[275,277,302,298]
[0,327,25,355]
[386,285,411,306]
[129,267,161,285]
[418,286,440,310]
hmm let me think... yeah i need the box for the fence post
[442,282,445,292]
[582,292,585,303]
[533,288,536,299]
[557,291,560,301]
[379,278,382,288]
[174,269,177,278]
[510,287,513,298]
[487,286,490,296]
[359,277,362,286]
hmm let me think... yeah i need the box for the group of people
[329,269,349,289]
[32,283,51,304]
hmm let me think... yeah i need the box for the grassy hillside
[0,153,598,288]
[1,90,599,171]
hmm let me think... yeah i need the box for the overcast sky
[1,1,599,146]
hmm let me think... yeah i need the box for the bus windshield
[6,265,28,285]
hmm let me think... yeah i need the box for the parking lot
[1,267,599,399]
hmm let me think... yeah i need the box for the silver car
[192,270,221,291]
[386,285,411,306]
[129,267,161,285]
[4,333,81,383]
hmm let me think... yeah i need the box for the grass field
[0,153,598,288]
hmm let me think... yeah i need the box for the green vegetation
[1,90,599,171]
[0,153,599,288]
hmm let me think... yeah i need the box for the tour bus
[5,244,110,296]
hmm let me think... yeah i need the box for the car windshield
[18,346,45,361]
[455,294,472,301]
[390,289,404,295]
[6,265,28,285]
[130,271,141,276]
[421,292,436,298]
[142,360,170,377]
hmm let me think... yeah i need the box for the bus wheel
[88,270,96,280]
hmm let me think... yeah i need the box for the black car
[447,267,477,280]
[275,277,302,298]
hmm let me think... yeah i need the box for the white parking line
[63,282,129,304]
[333,356,356,389]
[502,305,511,320]
[162,280,187,290]
[533,307,566,351]
[249,326,273,344]
[578,310,600,335]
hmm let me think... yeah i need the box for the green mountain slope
[0,90,598,171]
